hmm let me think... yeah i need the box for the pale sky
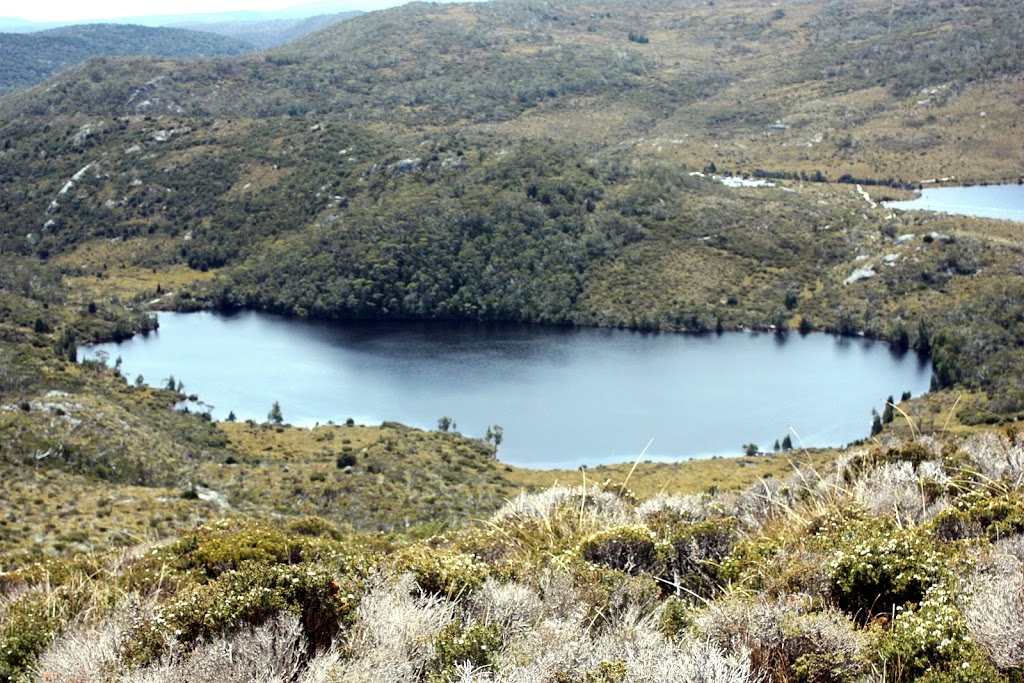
[8,0,413,24]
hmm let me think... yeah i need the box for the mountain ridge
[0,23,256,95]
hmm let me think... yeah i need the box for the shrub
[661,518,739,599]
[135,521,360,584]
[0,557,109,681]
[720,536,831,598]
[119,613,309,683]
[427,620,503,682]
[931,491,1024,542]
[658,595,693,640]
[787,611,869,683]
[396,546,488,599]
[821,517,948,622]
[284,516,348,542]
[580,524,662,576]
[567,562,661,630]
[579,519,739,599]
[876,582,997,683]
[157,524,301,579]
[551,659,628,683]
[121,561,358,666]
[0,592,63,681]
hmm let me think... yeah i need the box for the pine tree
[268,401,284,424]
[485,425,504,456]
[882,396,895,424]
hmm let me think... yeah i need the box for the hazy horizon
[4,0,432,25]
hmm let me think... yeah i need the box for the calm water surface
[82,312,932,468]
[884,184,1024,222]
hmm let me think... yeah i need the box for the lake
[883,183,1024,222]
[81,312,932,469]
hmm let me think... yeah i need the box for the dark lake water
[81,312,932,469]
[884,183,1024,222]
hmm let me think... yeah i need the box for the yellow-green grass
[217,421,843,518]
[217,418,843,500]
[878,390,1015,441]
[504,448,840,501]
[211,421,523,533]
[0,468,221,559]
[54,238,218,304]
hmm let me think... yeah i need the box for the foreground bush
[13,433,1024,681]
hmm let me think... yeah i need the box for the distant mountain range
[169,11,363,50]
[0,9,362,94]
[0,0,370,32]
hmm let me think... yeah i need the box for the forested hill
[0,0,1023,412]
[3,0,1020,179]
[0,24,255,95]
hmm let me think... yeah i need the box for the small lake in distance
[81,312,932,469]
[883,183,1024,222]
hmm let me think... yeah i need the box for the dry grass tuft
[965,552,1024,670]
[637,491,729,523]
[695,596,867,683]
[492,486,631,526]
[852,460,950,524]
[491,605,756,683]
[960,431,1024,484]
[468,579,543,642]
[995,534,1024,563]
[330,573,456,682]
[34,613,125,683]
[119,612,308,683]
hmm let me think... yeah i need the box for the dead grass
[965,552,1024,671]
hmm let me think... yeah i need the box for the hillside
[1,0,1024,678]
[0,24,255,95]
[0,0,1022,412]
